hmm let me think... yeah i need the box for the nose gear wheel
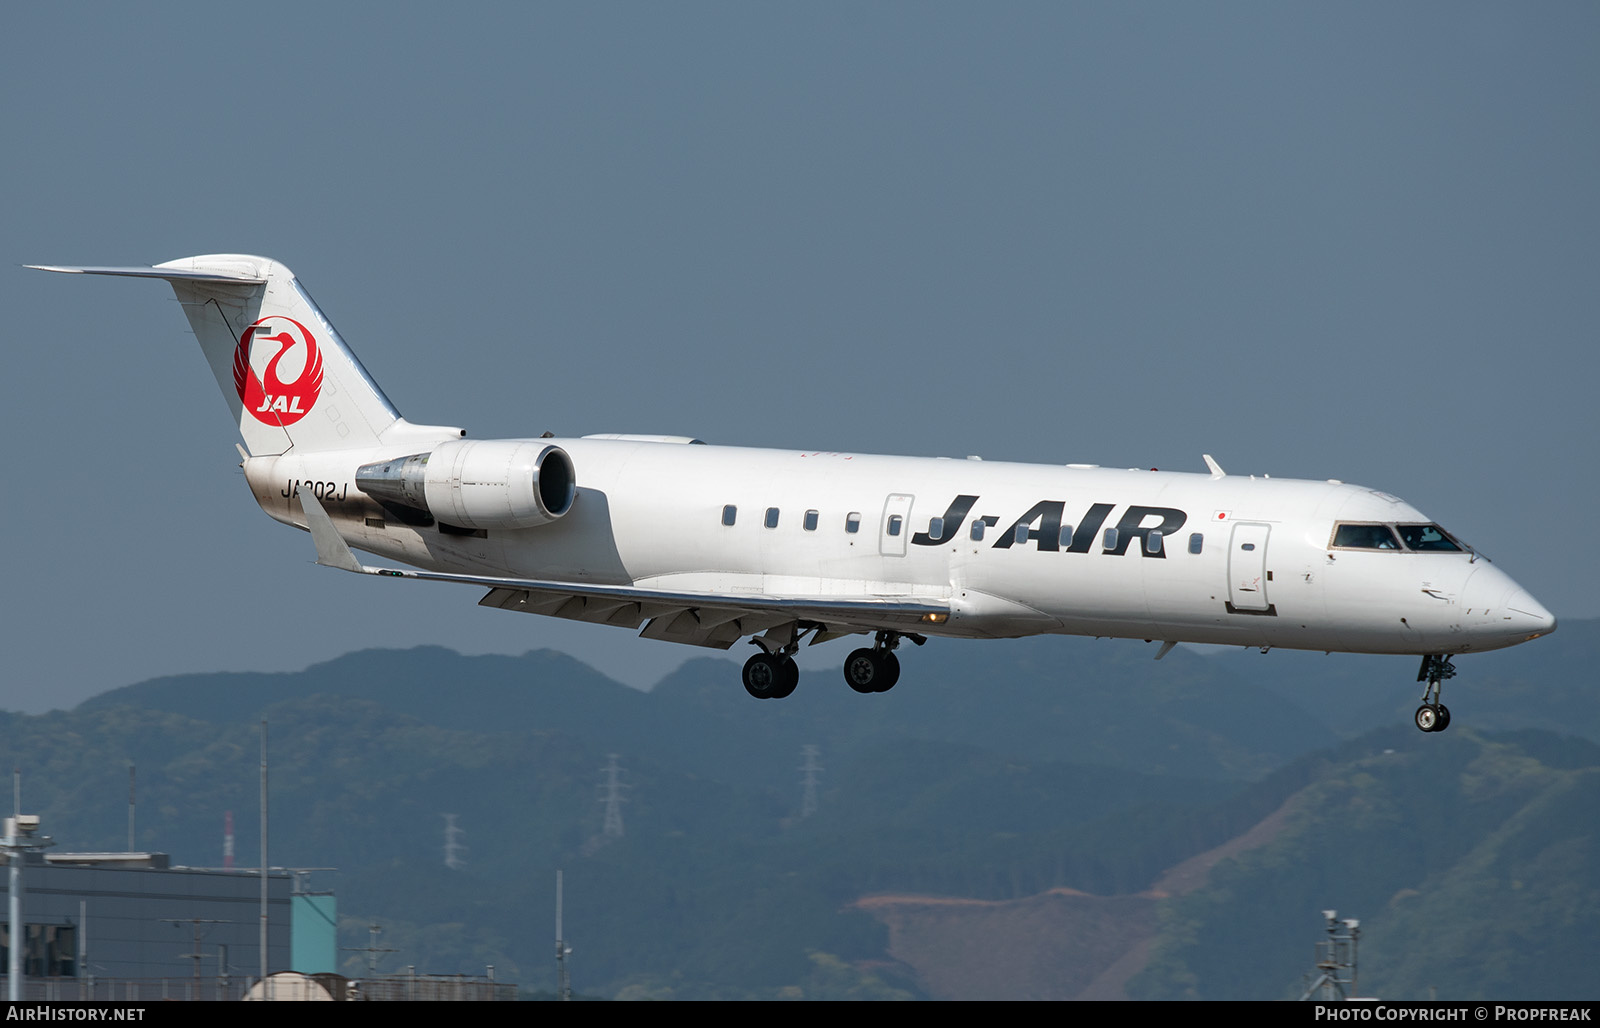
[1415,703,1451,732]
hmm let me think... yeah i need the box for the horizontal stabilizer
[25,264,267,284]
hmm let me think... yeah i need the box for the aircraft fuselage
[243,438,1553,658]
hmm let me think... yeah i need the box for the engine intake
[357,439,575,530]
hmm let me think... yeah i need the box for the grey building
[2,850,295,989]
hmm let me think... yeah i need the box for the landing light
[922,613,948,625]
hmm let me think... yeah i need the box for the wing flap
[639,615,742,649]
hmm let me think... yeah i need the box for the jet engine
[356,439,575,530]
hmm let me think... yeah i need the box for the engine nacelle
[356,439,575,530]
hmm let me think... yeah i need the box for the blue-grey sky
[4,3,1595,713]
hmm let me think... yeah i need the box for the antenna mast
[1300,909,1361,1001]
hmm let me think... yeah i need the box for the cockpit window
[1396,523,1462,552]
[1331,523,1402,550]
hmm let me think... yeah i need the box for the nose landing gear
[1414,654,1456,732]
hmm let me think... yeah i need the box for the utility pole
[162,917,230,1001]
[555,870,572,1001]
[259,720,269,1001]
[340,923,396,977]
[4,793,55,1000]
[78,900,88,1000]
[367,924,396,976]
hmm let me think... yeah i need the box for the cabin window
[928,516,944,540]
[1188,533,1204,554]
[887,515,903,537]
[846,512,861,534]
[1014,523,1029,545]
[722,505,737,527]
[1103,527,1119,550]
[1059,525,1074,548]
[1147,530,1164,555]
[1331,523,1401,550]
[804,509,819,532]
[970,520,985,541]
[765,507,780,529]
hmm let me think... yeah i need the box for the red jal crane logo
[233,316,324,426]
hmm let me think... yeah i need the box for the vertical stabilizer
[155,254,400,455]
[30,255,456,456]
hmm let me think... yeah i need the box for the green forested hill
[5,622,1594,998]
[1129,728,1600,1000]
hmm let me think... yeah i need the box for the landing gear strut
[843,630,920,694]
[1414,654,1456,733]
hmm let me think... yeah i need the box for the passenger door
[1227,522,1272,612]
[880,494,914,557]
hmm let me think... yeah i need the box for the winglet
[1203,454,1226,479]
[297,489,365,573]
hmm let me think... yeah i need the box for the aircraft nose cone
[1505,588,1558,638]
[1463,566,1557,647]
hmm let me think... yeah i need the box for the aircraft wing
[298,491,946,649]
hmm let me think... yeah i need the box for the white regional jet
[32,255,1557,732]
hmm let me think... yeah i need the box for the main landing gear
[741,650,800,700]
[741,628,924,699]
[844,633,900,694]
[742,622,810,699]
[1414,654,1456,733]
[843,630,923,694]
